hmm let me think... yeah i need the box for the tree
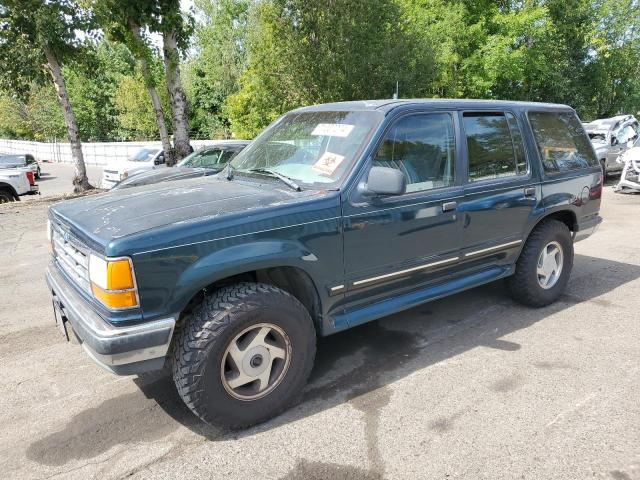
[90,0,176,162]
[0,0,94,191]
[114,73,171,140]
[153,0,194,161]
[226,0,424,138]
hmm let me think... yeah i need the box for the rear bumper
[46,264,175,375]
[573,215,602,243]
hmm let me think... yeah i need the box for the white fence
[0,139,221,166]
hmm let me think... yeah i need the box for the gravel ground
[1,186,639,480]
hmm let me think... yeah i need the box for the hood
[113,167,215,190]
[106,160,153,175]
[50,175,326,250]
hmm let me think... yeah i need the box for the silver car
[583,115,639,175]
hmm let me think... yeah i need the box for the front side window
[463,112,526,182]
[231,110,383,187]
[528,111,598,173]
[373,113,455,193]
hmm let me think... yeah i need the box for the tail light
[26,171,35,186]
[589,174,603,200]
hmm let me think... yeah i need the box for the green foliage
[2,0,640,141]
[0,0,95,95]
[226,0,425,138]
[113,75,159,140]
[63,42,136,140]
[184,0,251,138]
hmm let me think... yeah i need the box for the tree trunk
[43,44,92,192]
[128,21,175,166]
[162,29,191,162]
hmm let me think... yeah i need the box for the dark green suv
[46,99,602,427]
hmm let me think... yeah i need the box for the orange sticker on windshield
[313,152,345,176]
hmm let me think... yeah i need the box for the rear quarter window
[528,111,598,173]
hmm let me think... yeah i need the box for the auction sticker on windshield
[313,152,345,176]
[312,123,355,137]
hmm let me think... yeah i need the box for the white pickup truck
[0,168,39,203]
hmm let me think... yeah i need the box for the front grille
[52,222,91,294]
[104,170,118,175]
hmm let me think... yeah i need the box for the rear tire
[172,282,316,428]
[0,188,15,204]
[507,219,573,307]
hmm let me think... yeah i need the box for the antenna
[393,81,399,100]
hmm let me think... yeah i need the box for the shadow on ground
[37,173,56,182]
[25,254,640,468]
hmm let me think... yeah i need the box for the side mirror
[155,154,165,165]
[611,136,619,146]
[359,166,406,197]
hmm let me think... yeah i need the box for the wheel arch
[0,182,19,200]
[176,263,323,333]
[523,209,577,248]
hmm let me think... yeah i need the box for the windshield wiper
[248,168,302,191]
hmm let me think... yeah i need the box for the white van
[101,147,165,189]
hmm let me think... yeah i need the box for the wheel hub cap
[221,323,291,401]
[537,241,563,289]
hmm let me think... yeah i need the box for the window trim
[459,109,532,186]
[367,110,459,197]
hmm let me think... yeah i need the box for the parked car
[112,141,249,190]
[0,167,38,203]
[101,147,166,189]
[583,115,639,175]
[0,153,41,179]
[46,99,602,428]
[614,136,640,193]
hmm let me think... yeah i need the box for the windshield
[178,148,238,169]
[230,110,383,187]
[0,155,25,165]
[129,148,160,162]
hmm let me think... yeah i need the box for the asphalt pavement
[1,186,639,480]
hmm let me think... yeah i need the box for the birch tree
[91,0,175,164]
[0,0,94,191]
[154,0,194,161]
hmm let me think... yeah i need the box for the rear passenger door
[458,110,540,263]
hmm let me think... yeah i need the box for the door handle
[524,187,536,197]
[442,201,457,212]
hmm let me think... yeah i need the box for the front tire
[507,219,573,307]
[172,282,316,428]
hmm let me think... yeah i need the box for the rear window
[528,112,598,173]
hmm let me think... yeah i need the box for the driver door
[341,111,464,311]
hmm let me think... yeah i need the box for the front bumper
[101,178,119,190]
[46,264,175,375]
[573,215,602,243]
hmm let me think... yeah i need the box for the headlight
[88,254,139,309]
[120,171,129,180]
